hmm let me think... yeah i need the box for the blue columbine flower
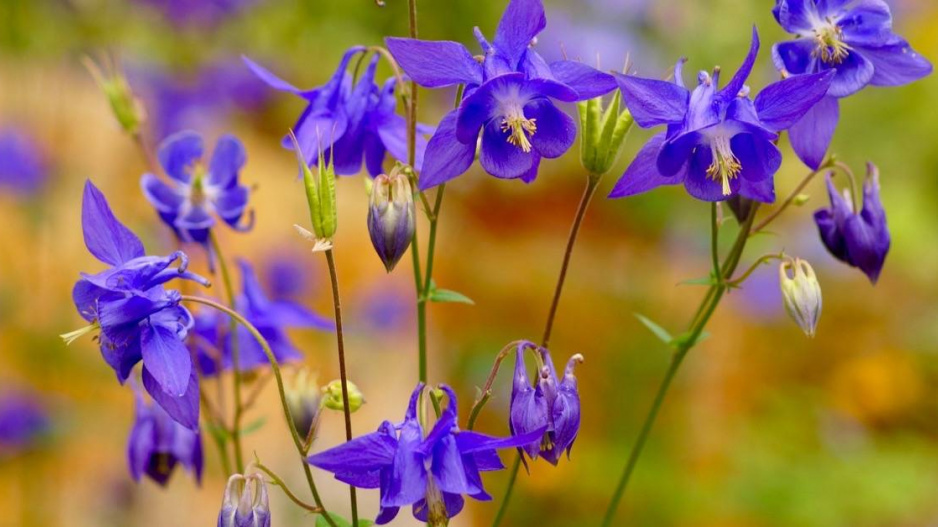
[814,163,889,283]
[772,0,932,168]
[509,341,582,466]
[127,383,203,486]
[141,131,252,251]
[195,260,333,376]
[609,28,834,202]
[66,180,207,429]
[385,0,616,189]
[218,473,271,527]
[307,383,545,526]
[244,49,428,177]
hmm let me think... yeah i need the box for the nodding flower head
[367,167,416,272]
[218,473,271,527]
[779,257,822,337]
[127,383,203,486]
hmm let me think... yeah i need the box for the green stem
[599,204,759,527]
[491,456,522,527]
[180,295,337,527]
[256,462,323,513]
[209,231,244,474]
[324,249,359,526]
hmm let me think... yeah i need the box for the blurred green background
[1,0,937,525]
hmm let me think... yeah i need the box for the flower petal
[773,0,820,33]
[140,323,193,398]
[242,56,303,94]
[683,146,741,201]
[719,26,760,101]
[81,180,145,266]
[384,37,483,87]
[827,50,875,98]
[493,0,547,68]
[789,95,839,169]
[418,110,477,190]
[208,135,246,188]
[214,185,250,226]
[614,73,689,128]
[549,60,617,100]
[141,173,184,215]
[754,70,835,131]
[608,134,682,198]
[307,423,399,473]
[860,39,933,87]
[526,99,576,159]
[478,120,536,180]
[771,39,818,76]
[157,131,203,183]
[142,367,200,430]
[732,131,782,183]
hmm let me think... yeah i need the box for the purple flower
[127,384,203,486]
[368,169,416,272]
[772,0,932,168]
[218,473,270,527]
[0,128,47,196]
[814,163,889,283]
[610,28,834,202]
[0,391,50,455]
[509,341,582,466]
[195,260,333,376]
[307,383,545,525]
[244,49,428,177]
[67,181,207,429]
[134,0,257,29]
[141,131,253,249]
[385,0,616,189]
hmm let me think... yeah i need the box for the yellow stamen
[60,321,100,345]
[814,23,851,65]
[706,135,741,196]
[501,115,537,153]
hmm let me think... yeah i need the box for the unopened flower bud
[367,167,415,272]
[285,369,322,449]
[289,130,337,242]
[218,474,270,527]
[82,55,146,135]
[322,380,364,413]
[792,193,810,206]
[779,258,822,337]
[577,90,633,177]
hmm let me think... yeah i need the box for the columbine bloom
[0,128,47,196]
[141,131,252,251]
[772,0,932,168]
[307,383,544,526]
[195,260,333,376]
[368,167,416,272]
[814,163,889,283]
[128,384,203,486]
[218,473,271,527]
[609,28,834,202]
[779,257,823,337]
[385,0,616,189]
[66,181,207,429]
[244,49,428,176]
[509,341,582,466]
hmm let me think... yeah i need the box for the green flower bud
[577,90,634,177]
[285,369,322,449]
[322,379,364,413]
[288,130,337,241]
[82,55,146,136]
[779,258,822,338]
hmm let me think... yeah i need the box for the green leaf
[634,313,673,345]
[240,417,267,437]
[428,288,475,305]
[671,330,711,349]
[315,514,373,527]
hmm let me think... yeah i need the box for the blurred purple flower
[195,260,333,376]
[127,383,202,486]
[359,286,413,333]
[263,253,310,301]
[134,0,258,29]
[772,0,932,168]
[0,391,50,455]
[307,383,544,525]
[0,128,47,196]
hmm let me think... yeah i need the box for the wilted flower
[285,369,322,448]
[218,473,270,527]
[0,128,47,196]
[244,48,429,176]
[307,383,544,525]
[321,379,365,414]
[140,131,253,251]
[368,168,416,272]
[0,391,50,456]
[65,181,207,429]
[779,257,822,337]
[814,163,890,283]
[610,28,834,202]
[385,0,616,188]
[509,341,583,465]
[195,260,333,376]
[127,384,203,486]
[772,0,932,168]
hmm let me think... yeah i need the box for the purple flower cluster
[127,383,203,486]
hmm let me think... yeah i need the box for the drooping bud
[218,474,270,527]
[289,130,337,242]
[82,55,146,136]
[285,369,322,450]
[577,90,634,177]
[367,166,415,272]
[322,380,365,413]
[779,257,822,337]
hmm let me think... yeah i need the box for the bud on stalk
[218,473,271,527]
[367,166,415,272]
[82,55,146,136]
[322,379,365,413]
[289,130,337,242]
[285,369,322,451]
[779,257,822,337]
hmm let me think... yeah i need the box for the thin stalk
[256,462,323,514]
[751,162,831,234]
[491,456,522,527]
[323,249,358,526]
[209,231,245,474]
[180,296,337,527]
[599,204,760,527]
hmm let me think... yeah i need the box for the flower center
[190,163,209,206]
[813,21,851,65]
[500,108,537,153]
[706,135,741,196]
[424,477,449,527]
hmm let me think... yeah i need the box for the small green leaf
[634,313,673,345]
[315,514,373,527]
[240,417,267,437]
[428,288,475,305]
[671,330,711,349]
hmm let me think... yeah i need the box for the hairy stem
[180,295,337,527]
[324,249,358,526]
